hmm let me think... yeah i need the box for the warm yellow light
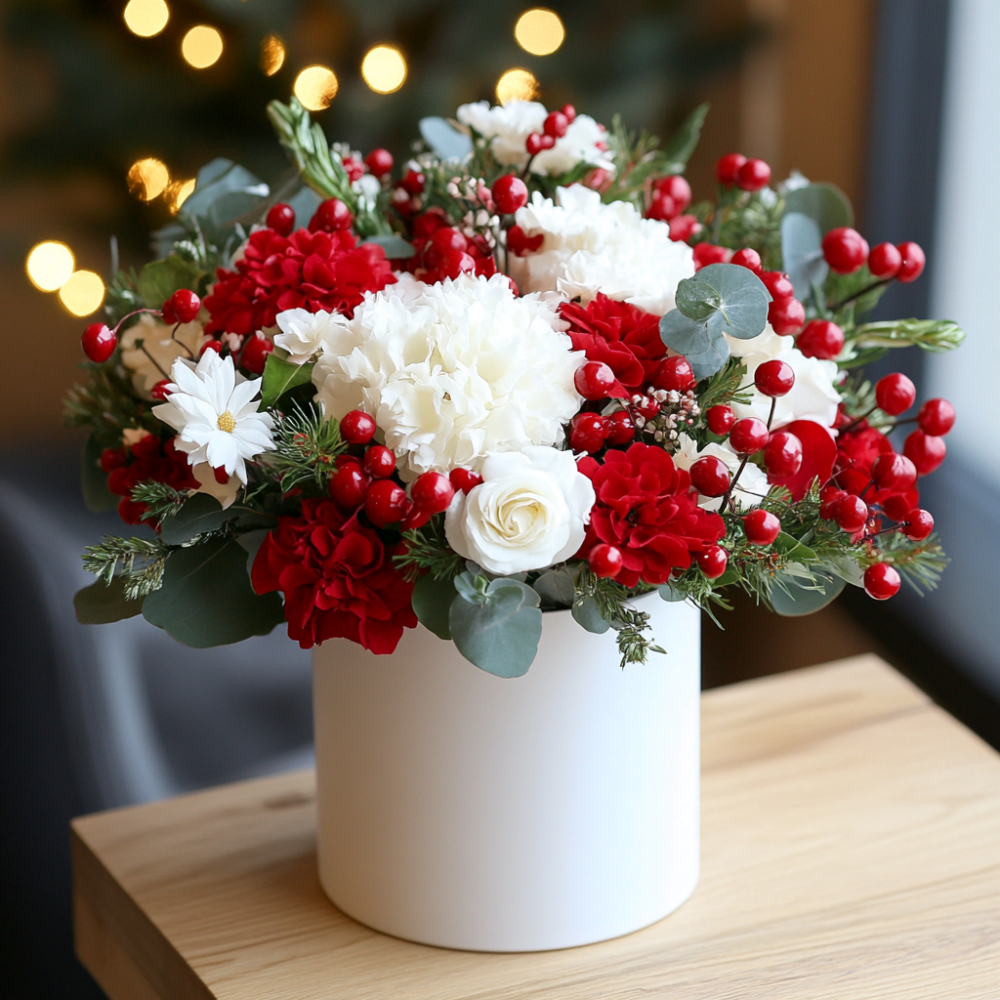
[165,178,197,214]
[58,271,106,317]
[181,25,223,69]
[26,241,75,292]
[260,34,285,76]
[361,45,407,94]
[127,157,170,201]
[514,8,565,56]
[294,65,339,111]
[496,68,539,106]
[123,0,170,38]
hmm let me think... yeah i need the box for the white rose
[273,308,341,365]
[673,433,768,511]
[444,446,595,576]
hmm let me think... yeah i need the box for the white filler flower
[445,446,595,576]
[120,314,208,398]
[673,433,768,512]
[456,100,614,177]
[510,185,695,315]
[273,308,342,365]
[312,273,584,480]
[153,351,275,484]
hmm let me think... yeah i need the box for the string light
[260,35,285,76]
[294,66,339,111]
[361,45,407,94]
[514,8,565,55]
[181,26,223,69]
[25,242,75,292]
[127,157,170,201]
[496,68,539,105]
[59,271,106,317]
[165,178,197,214]
[123,0,170,38]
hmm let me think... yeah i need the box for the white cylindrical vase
[313,590,700,952]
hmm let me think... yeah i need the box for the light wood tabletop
[72,654,1000,999]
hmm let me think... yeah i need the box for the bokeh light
[361,45,407,94]
[58,271,106,317]
[26,241,75,292]
[496,68,539,105]
[181,26,223,69]
[165,178,197,214]
[294,66,339,111]
[260,35,285,76]
[514,9,565,56]
[123,0,170,38]
[127,157,170,201]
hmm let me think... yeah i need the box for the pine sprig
[698,357,750,411]
[130,481,185,526]
[874,531,947,595]
[575,567,663,668]
[82,535,169,601]
[396,517,465,582]
[261,403,346,494]
[64,366,161,446]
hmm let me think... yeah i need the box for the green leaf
[81,435,117,512]
[571,596,611,634]
[660,103,709,172]
[533,567,576,609]
[694,263,772,339]
[142,536,285,647]
[659,310,729,381]
[411,573,457,640]
[261,353,315,409]
[158,493,233,545]
[770,571,845,617]
[449,578,542,677]
[137,255,204,310]
[658,584,688,603]
[675,279,722,322]
[783,182,853,233]
[772,532,817,563]
[362,234,416,259]
[419,117,473,162]
[236,528,270,582]
[74,577,144,625]
[178,158,268,225]
[824,553,866,588]
[780,212,829,301]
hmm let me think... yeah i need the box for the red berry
[822,227,870,274]
[574,361,617,400]
[543,110,569,138]
[904,430,946,475]
[365,148,394,178]
[365,479,409,527]
[729,417,769,455]
[875,373,916,416]
[200,339,222,356]
[99,447,127,473]
[150,379,171,400]
[335,454,361,468]
[646,192,679,222]
[339,410,377,445]
[902,508,934,541]
[796,319,845,360]
[449,468,483,494]
[669,214,702,242]
[715,153,747,186]
[606,410,636,446]
[569,412,609,454]
[429,227,468,255]
[266,202,296,236]
[330,464,371,508]
[653,355,696,392]
[881,494,913,521]
[698,545,728,579]
[754,359,795,397]
[834,494,868,533]
[763,430,803,477]
[760,270,794,299]
[871,452,917,493]
[240,332,273,374]
[819,487,848,520]
[690,456,731,497]
[410,471,455,514]
[768,296,805,335]
[867,242,902,279]
[363,444,396,479]
[730,248,762,274]
[896,241,925,282]
[706,404,735,436]
[491,174,529,214]
[310,198,353,233]
[588,543,623,579]
[736,158,771,191]
[82,322,117,363]
[917,398,955,437]
[693,243,732,269]
[561,103,576,122]
[167,289,201,324]
[399,169,425,195]
[743,508,781,546]
[653,174,692,213]
[864,562,901,600]
[526,132,554,155]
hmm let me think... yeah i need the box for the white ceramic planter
[313,590,700,952]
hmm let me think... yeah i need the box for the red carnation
[251,498,417,653]
[203,227,396,337]
[561,294,668,397]
[578,443,725,587]
[105,434,199,527]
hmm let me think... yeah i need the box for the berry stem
[170,321,195,359]
[840,405,876,435]
[766,396,777,431]
[828,277,892,313]
[139,344,171,381]
[111,307,161,336]
[719,454,750,512]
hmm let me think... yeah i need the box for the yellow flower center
[217,410,236,433]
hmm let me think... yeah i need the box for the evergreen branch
[396,517,465,582]
[63,366,161,446]
[698,358,750,411]
[82,535,169,600]
[261,402,346,493]
[130,481,185,526]
[849,319,966,354]
[575,567,662,668]
[874,531,947,595]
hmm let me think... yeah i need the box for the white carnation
[273,308,340,365]
[312,273,584,481]
[120,315,208,398]
[456,100,615,177]
[510,186,695,315]
[444,446,595,576]
[673,433,768,512]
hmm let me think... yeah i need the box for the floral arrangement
[69,96,961,677]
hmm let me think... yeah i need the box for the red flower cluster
[560,295,667,397]
[834,422,918,516]
[578,443,726,587]
[402,209,498,284]
[203,227,395,337]
[251,498,417,653]
[101,434,199,526]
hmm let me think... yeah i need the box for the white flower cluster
[509,185,695,316]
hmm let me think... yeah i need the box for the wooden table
[72,655,1000,999]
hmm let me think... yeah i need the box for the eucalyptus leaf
[260,353,316,409]
[783,182,853,233]
[770,571,845,617]
[659,310,730,381]
[453,570,487,605]
[419,117,473,162]
[158,493,233,545]
[781,212,829,301]
[658,584,688,603]
[235,529,270,582]
[533,567,576,609]
[81,435,117,512]
[74,577,144,625]
[772,531,817,563]
[825,553,866,588]
[675,279,722,322]
[694,264,772,339]
[178,159,268,223]
[571,596,611,634]
[137,255,204,309]
[449,578,542,677]
[362,234,417,259]
[411,573,457,640]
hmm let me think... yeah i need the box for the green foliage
[397,518,465,582]
[260,354,316,410]
[129,481,185,525]
[410,572,457,639]
[74,576,145,625]
[261,403,346,494]
[419,117,473,162]
[82,535,169,602]
[769,571,845,617]
[104,268,144,325]
[782,183,853,232]
[697,358,751,411]
[136,255,204,310]
[64,366,161,446]
[158,493,235,545]
[574,567,663,668]
[875,531,947,595]
[532,566,576,609]
[706,189,786,269]
[780,212,828,300]
[847,318,966,355]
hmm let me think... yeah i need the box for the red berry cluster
[715,153,772,192]
[391,166,426,216]
[82,288,203,364]
[401,208,499,283]
[100,435,198,526]
[646,174,693,227]
[525,104,576,157]
[822,227,925,283]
